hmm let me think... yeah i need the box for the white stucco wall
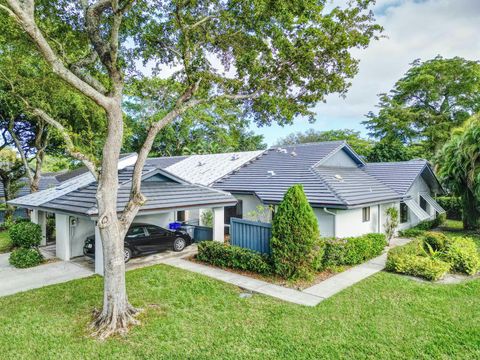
[69,216,95,258]
[235,194,272,222]
[135,212,175,228]
[335,206,380,238]
[321,149,357,167]
[398,176,436,230]
[313,208,335,238]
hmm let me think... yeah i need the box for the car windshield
[145,226,166,235]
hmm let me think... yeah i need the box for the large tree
[0,17,105,192]
[0,0,381,338]
[436,115,480,230]
[363,56,480,159]
[0,148,25,221]
[124,93,266,156]
[275,128,373,157]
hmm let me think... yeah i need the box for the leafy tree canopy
[363,56,480,159]
[436,115,480,230]
[275,128,373,156]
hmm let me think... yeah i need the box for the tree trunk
[462,189,480,231]
[2,178,14,222]
[91,102,140,339]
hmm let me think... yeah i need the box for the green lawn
[438,220,480,246]
[0,263,479,359]
[0,230,11,253]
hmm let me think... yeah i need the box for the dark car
[83,223,192,262]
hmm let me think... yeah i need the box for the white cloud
[255,0,480,144]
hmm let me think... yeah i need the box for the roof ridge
[270,140,345,149]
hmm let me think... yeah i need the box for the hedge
[436,196,462,220]
[323,233,387,267]
[197,241,272,275]
[398,214,446,238]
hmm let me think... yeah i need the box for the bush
[9,221,42,248]
[422,232,448,252]
[197,241,272,275]
[436,196,462,220]
[270,184,324,280]
[444,237,480,275]
[432,213,446,227]
[9,248,44,268]
[386,241,450,281]
[398,228,426,238]
[323,233,387,267]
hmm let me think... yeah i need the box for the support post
[94,224,104,276]
[55,213,70,261]
[212,207,224,242]
[31,209,47,245]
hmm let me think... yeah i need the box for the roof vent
[197,161,206,167]
[291,150,297,157]
[334,174,343,182]
[267,170,276,177]
[231,154,240,161]
[276,147,288,154]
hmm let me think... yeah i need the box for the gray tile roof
[364,160,439,195]
[214,142,419,208]
[29,166,236,216]
[0,174,61,200]
[214,142,354,207]
[314,166,402,206]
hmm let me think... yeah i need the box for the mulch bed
[188,255,348,290]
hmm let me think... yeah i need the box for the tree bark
[462,189,480,231]
[91,102,140,339]
[1,178,14,222]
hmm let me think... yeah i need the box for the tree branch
[31,108,99,180]
[4,0,111,109]
[7,116,34,187]
[69,51,108,94]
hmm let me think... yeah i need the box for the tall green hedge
[270,184,323,280]
[436,196,462,220]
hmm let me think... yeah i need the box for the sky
[253,0,480,146]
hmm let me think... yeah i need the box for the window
[145,225,166,235]
[419,195,428,212]
[126,226,146,238]
[176,210,186,222]
[224,200,243,224]
[400,202,409,223]
[362,207,370,222]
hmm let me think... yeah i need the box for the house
[8,141,445,274]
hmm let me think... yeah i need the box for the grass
[0,230,12,253]
[1,264,479,359]
[438,219,480,246]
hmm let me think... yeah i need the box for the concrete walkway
[162,238,411,306]
[0,252,93,297]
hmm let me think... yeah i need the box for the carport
[9,167,236,275]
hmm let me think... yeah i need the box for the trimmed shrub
[197,241,272,275]
[432,213,446,227]
[386,241,450,281]
[9,221,41,248]
[270,184,324,280]
[398,228,426,238]
[436,196,462,220]
[8,248,44,268]
[323,233,387,267]
[444,237,480,275]
[422,232,448,252]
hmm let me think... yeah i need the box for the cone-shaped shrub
[271,184,323,280]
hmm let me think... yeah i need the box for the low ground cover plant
[386,231,480,280]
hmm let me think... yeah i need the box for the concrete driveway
[0,252,93,297]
